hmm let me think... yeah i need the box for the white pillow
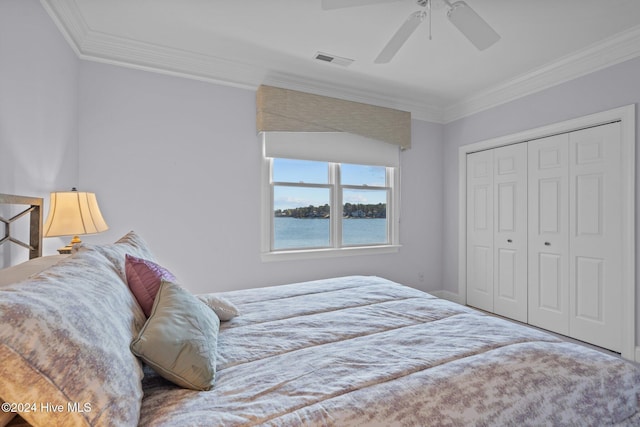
[0,255,68,287]
[0,249,147,426]
[197,294,240,321]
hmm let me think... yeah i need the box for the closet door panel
[528,134,570,334]
[466,150,494,312]
[493,143,527,322]
[538,253,562,310]
[569,122,622,352]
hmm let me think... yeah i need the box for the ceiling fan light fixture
[447,1,500,50]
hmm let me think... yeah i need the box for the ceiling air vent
[314,52,354,67]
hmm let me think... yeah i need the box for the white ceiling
[42,0,640,123]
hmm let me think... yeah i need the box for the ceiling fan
[321,0,500,63]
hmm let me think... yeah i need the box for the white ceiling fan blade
[322,0,403,11]
[374,11,426,64]
[447,1,500,51]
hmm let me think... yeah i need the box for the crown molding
[263,73,445,123]
[40,0,85,56]
[442,24,640,123]
[41,0,263,91]
[42,0,445,122]
[41,0,640,125]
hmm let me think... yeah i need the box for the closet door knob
[507,239,512,243]
[544,242,551,246]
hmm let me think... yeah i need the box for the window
[341,163,389,246]
[261,132,400,260]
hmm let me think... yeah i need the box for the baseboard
[430,290,463,305]
[635,346,640,363]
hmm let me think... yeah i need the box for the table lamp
[44,188,109,254]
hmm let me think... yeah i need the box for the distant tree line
[275,203,386,219]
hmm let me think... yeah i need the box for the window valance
[256,85,411,150]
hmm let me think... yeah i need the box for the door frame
[457,104,636,361]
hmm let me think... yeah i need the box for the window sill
[261,244,401,262]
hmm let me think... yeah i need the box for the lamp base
[57,235,82,254]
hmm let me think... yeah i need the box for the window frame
[261,156,400,262]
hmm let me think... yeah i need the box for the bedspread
[138,276,640,426]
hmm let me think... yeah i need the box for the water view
[271,159,390,250]
[274,217,387,249]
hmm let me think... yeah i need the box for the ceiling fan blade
[374,11,426,64]
[447,1,500,51]
[322,0,403,11]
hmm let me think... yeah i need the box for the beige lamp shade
[44,189,109,238]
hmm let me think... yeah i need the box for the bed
[1,193,639,426]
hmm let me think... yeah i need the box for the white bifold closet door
[528,122,622,352]
[466,149,494,313]
[569,123,622,351]
[467,143,527,322]
[493,144,528,322]
[528,134,570,335]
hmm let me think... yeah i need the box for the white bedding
[138,276,640,426]
[0,255,67,287]
[2,225,638,426]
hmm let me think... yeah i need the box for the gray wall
[77,61,444,293]
[1,1,445,293]
[0,0,79,263]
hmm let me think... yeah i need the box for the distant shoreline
[274,203,386,219]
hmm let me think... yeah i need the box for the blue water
[273,217,387,249]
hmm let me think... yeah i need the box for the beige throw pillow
[131,280,220,391]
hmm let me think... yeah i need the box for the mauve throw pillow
[125,254,177,317]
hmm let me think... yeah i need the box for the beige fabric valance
[256,85,411,150]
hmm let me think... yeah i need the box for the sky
[272,159,388,210]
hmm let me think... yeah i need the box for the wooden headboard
[0,193,43,260]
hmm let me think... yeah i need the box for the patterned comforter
[138,276,640,426]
